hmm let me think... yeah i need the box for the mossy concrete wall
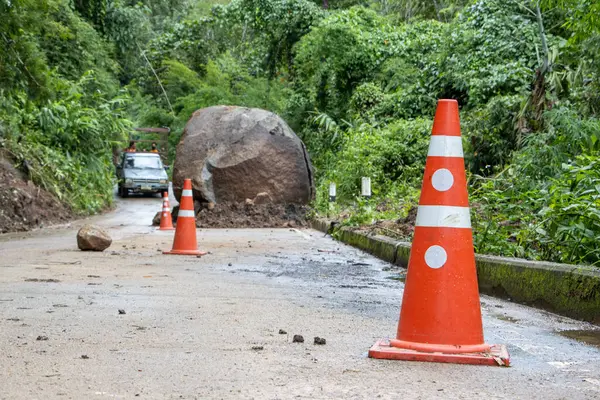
[334,228,398,264]
[311,219,600,324]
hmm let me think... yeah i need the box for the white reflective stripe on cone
[182,189,193,197]
[415,205,471,228]
[427,136,464,158]
[178,210,195,217]
[162,208,170,212]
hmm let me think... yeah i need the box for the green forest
[1,0,599,265]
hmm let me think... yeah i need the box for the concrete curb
[311,219,600,324]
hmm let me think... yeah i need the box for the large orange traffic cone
[158,191,175,231]
[369,99,510,366]
[163,179,207,256]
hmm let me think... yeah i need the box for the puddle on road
[385,274,406,282]
[496,315,520,323]
[558,329,600,348]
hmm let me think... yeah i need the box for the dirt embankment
[193,202,309,229]
[0,151,72,233]
[343,205,417,241]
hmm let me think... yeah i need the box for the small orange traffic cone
[158,192,175,231]
[369,99,510,366]
[163,179,207,256]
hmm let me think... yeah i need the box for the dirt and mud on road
[1,193,600,399]
[195,201,309,228]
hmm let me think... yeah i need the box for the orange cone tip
[368,99,510,366]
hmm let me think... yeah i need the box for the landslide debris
[194,201,308,229]
[172,106,314,205]
[77,224,112,251]
[0,151,72,233]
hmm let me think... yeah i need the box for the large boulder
[172,106,314,204]
[77,224,112,251]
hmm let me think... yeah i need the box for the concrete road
[1,194,599,399]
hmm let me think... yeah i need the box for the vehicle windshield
[124,155,163,169]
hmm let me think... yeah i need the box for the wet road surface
[0,194,599,399]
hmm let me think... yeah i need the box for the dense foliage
[2,0,600,265]
[1,0,131,213]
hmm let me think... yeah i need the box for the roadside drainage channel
[310,219,600,326]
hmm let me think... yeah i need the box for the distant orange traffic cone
[163,179,207,256]
[158,192,175,231]
[369,99,510,366]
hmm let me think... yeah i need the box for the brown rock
[245,198,254,206]
[314,337,326,345]
[152,212,161,226]
[172,106,314,204]
[77,224,112,251]
[253,192,272,205]
[292,334,304,343]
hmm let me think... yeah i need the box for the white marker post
[361,177,371,199]
[329,182,336,202]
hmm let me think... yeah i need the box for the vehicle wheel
[119,186,128,198]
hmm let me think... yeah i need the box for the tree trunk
[531,0,550,122]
